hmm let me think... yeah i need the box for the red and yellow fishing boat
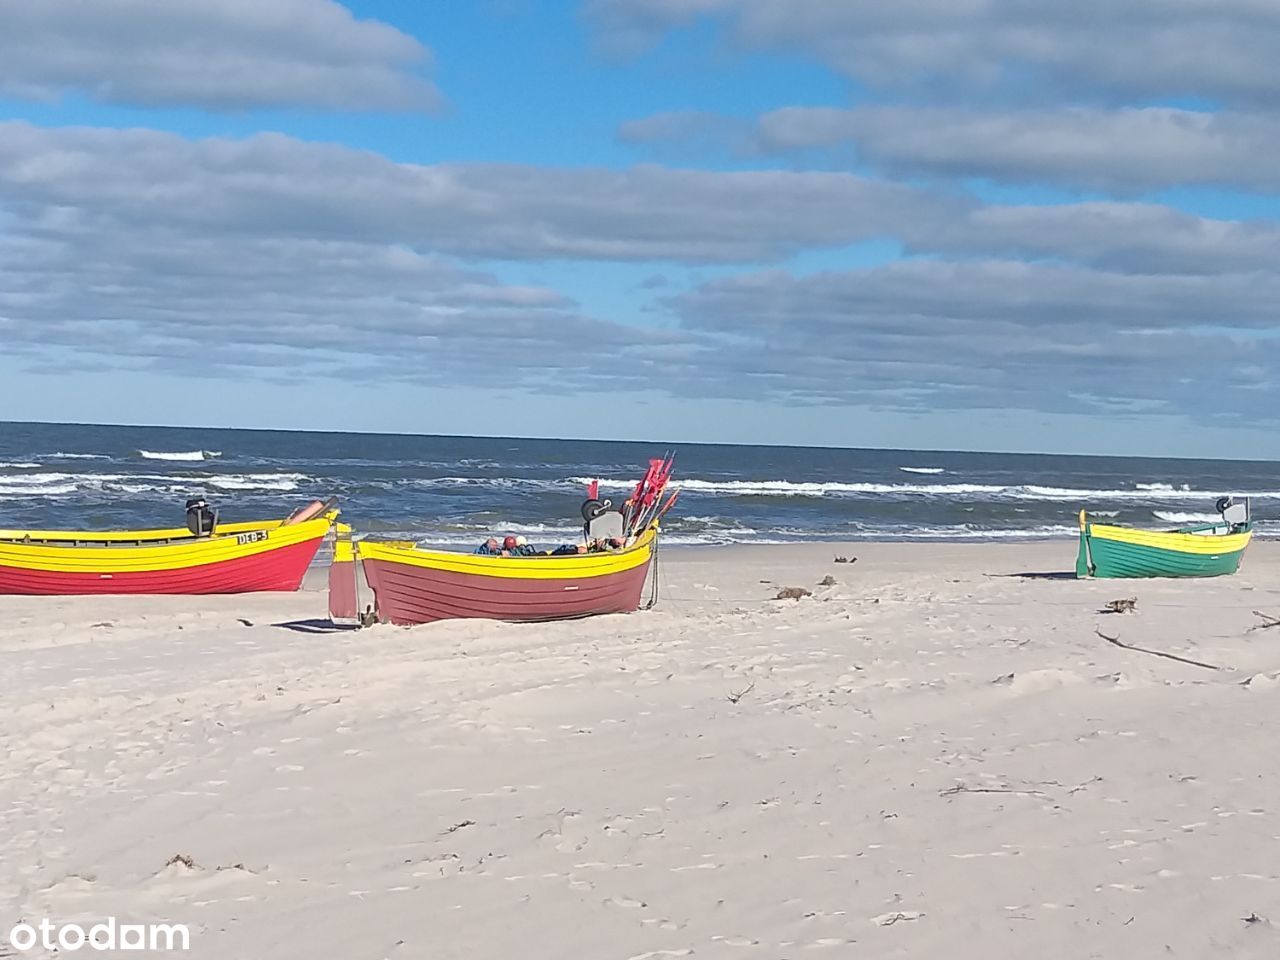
[0,498,342,596]
[337,525,658,626]
[330,457,677,626]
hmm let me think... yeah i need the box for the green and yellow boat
[1076,500,1253,579]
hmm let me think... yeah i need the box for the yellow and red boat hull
[0,516,337,596]
[354,526,657,626]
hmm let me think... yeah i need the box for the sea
[2,421,1279,547]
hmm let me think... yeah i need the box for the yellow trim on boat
[0,515,335,574]
[1084,520,1252,555]
[357,526,657,579]
[333,522,355,564]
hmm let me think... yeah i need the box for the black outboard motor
[581,498,610,523]
[185,497,217,537]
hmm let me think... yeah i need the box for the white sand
[5,540,1280,958]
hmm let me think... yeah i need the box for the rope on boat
[643,534,661,610]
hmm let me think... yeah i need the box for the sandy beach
[5,539,1280,958]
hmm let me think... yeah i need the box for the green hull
[1077,528,1250,579]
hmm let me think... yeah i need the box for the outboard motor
[581,497,611,539]
[185,497,217,537]
[581,498,611,523]
[1217,496,1249,527]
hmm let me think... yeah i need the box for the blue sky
[1,0,1279,456]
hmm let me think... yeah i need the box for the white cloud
[588,0,1280,105]
[0,0,439,111]
[1,228,685,391]
[0,122,940,263]
[4,121,1280,424]
[755,106,1280,193]
[668,260,1280,419]
[918,202,1280,275]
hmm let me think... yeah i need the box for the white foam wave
[583,476,1280,501]
[0,470,308,497]
[0,484,80,498]
[138,450,222,461]
[206,476,299,491]
[889,525,1080,540]
[0,472,78,487]
[1020,485,1245,501]
[411,476,552,490]
[424,473,1249,503]
[1152,511,1221,524]
[49,452,109,460]
[615,478,1007,496]
[899,466,946,475]
[0,461,40,469]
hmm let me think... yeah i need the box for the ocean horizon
[2,420,1277,546]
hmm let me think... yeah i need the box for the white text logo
[7,918,190,952]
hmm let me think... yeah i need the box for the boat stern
[328,524,360,624]
[1076,509,1093,578]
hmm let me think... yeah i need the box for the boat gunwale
[0,513,341,549]
[357,526,658,580]
[1080,510,1252,554]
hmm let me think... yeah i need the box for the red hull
[363,557,652,626]
[0,537,324,596]
[328,558,358,620]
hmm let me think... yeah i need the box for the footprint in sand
[640,919,681,931]
[1007,669,1085,695]
[607,895,647,909]
[1243,673,1280,691]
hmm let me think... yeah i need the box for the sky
[1,0,1279,457]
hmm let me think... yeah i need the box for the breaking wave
[1152,511,1222,524]
[576,476,1277,501]
[206,474,302,491]
[138,450,222,461]
[7,429,1278,546]
[0,471,308,499]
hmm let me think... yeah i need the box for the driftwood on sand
[1095,628,1221,671]
[1249,610,1280,632]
